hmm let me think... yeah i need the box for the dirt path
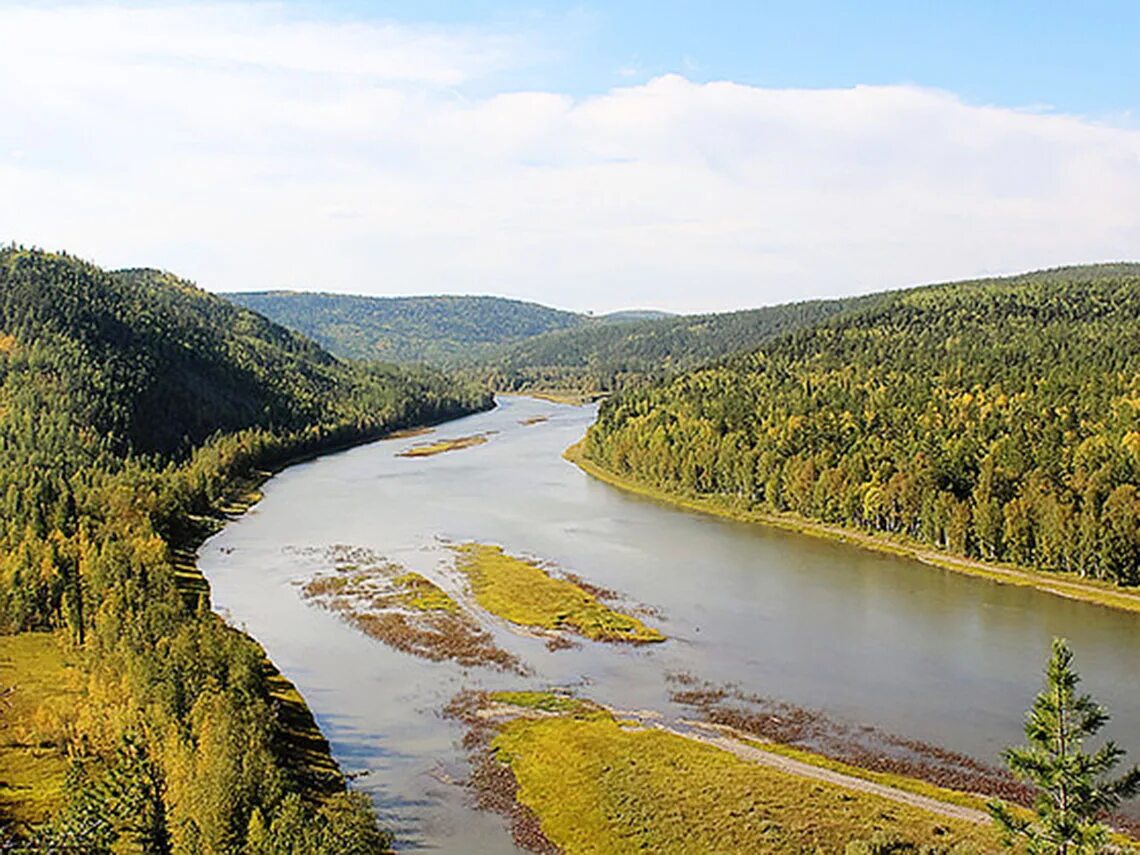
[495,697,996,827]
[648,719,991,825]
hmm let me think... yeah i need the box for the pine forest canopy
[584,264,1140,587]
[226,288,876,395]
[227,291,588,365]
[483,296,874,394]
[0,246,490,850]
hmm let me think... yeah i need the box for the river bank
[449,690,1004,853]
[198,395,1140,851]
[564,440,1140,616]
[174,413,499,803]
[497,390,606,406]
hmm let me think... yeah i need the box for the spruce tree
[989,638,1140,853]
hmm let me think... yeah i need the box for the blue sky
[320,1,1140,115]
[1,2,1138,311]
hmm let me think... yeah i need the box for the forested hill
[0,247,489,850]
[227,289,869,394]
[486,296,871,394]
[585,264,1140,586]
[227,290,586,364]
[7,262,482,457]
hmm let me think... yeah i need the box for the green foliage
[486,295,870,393]
[94,736,171,853]
[23,766,116,853]
[0,246,488,850]
[240,792,391,854]
[229,290,584,364]
[989,638,1140,853]
[230,286,868,395]
[586,264,1140,585]
[489,691,597,715]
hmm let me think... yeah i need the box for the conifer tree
[989,638,1140,853]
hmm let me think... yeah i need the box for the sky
[1,2,1139,313]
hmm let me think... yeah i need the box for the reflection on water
[199,396,1140,852]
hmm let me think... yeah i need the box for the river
[199,395,1140,852]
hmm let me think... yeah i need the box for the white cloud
[1,4,1138,312]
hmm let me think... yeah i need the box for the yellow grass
[742,737,994,815]
[398,434,491,457]
[489,691,600,716]
[0,633,74,827]
[491,711,1000,854]
[381,426,435,441]
[392,572,461,613]
[452,543,664,644]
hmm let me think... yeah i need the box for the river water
[199,396,1140,852]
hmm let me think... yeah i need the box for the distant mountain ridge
[223,289,870,393]
[484,297,874,393]
[228,291,587,364]
[226,290,691,370]
[596,309,676,323]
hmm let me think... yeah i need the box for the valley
[199,396,1140,852]
[4,253,1140,852]
[7,6,1138,850]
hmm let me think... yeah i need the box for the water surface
[200,396,1140,851]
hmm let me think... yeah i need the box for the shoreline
[563,440,1140,616]
[496,389,605,406]
[176,407,496,806]
[451,691,1006,853]
[175,401,496,599]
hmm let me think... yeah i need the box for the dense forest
[229,288,884,396]
[0,247,491,851]
[585,265,1140,585]
[485,297,872,393]
[227,291,586,364]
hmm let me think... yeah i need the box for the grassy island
[398,433,493,457]
[451,543,664,644]
[455,691,1001,854]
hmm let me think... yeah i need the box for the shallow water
[199,396,1140,851]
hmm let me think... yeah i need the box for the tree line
[229,291,584,365]
[485,295,869,395]
[0,247,491,851]
[586,265,1140,585]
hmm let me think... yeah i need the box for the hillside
[584,264,1140,586]
[227,291,585,364]
[225,289,874,396]
[597,309,676,323]
[486,297,871,394]
[0,248,489,850]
